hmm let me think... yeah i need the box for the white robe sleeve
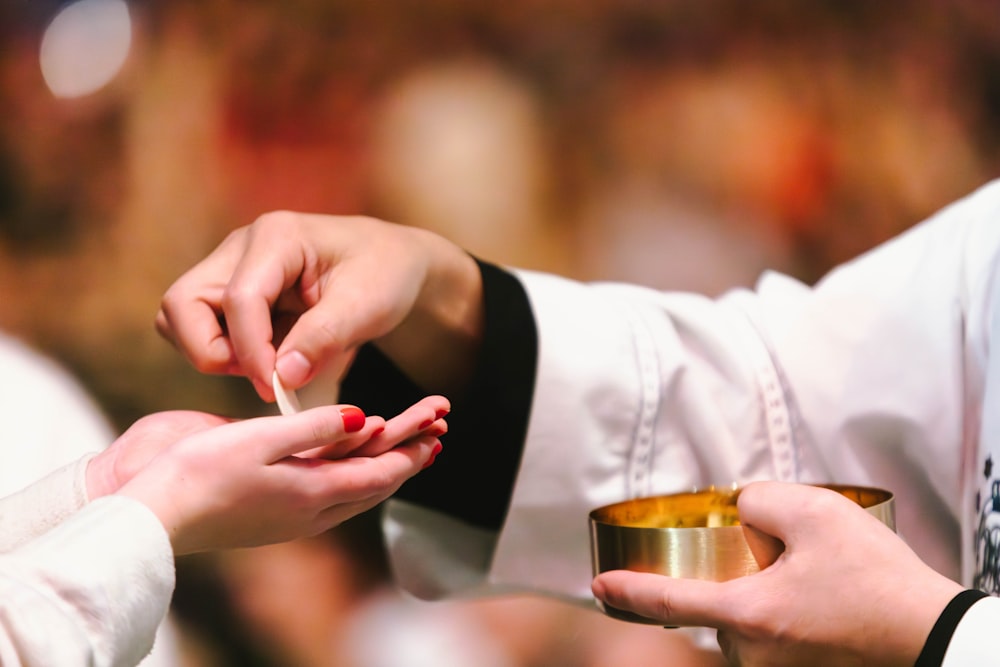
[386,180,1000,607]
[941,597,1000,666]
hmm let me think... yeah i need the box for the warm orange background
[2,2,999,665]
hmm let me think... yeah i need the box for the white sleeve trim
[0,453,94,553]
[941,596,1000,666]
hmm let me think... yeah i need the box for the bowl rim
[588,483,895,529]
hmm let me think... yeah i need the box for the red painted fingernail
[419,419,434,430]
[422,442,443,469]
[435,408,450,420]
[425,424,446,437]
[340,407,366,433]
[371,426,385,437]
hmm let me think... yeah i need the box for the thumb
[592,570,733,628]
[274,303,361,389]
[736,481,800,564]
[737,481,861,569]
[725,482,790,571]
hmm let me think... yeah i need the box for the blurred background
[2,0,1000,665]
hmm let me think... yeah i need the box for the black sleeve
[913,589,988,667]
[339,259,538,531]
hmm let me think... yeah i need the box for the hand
[155,212,483,400]
[591,482,964,666]
[115,400,447,555]
[84,396,444,497]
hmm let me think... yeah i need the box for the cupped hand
[591,482,964,667]
[86,410,233,500]
[116,403,444,555]
[155,212,481,401]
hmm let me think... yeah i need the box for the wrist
[84,449,119,500]
[116,474,188,554]
[378,229,484,394]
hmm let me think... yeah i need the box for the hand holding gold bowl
[588,484,895,624]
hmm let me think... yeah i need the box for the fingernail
[276,351,311,387]
[371,426,385,437]
[419,419,434,430]
[435,408,450,420]
[252,376,273,399]
[340,407,366,432]
[422,442,443,469]
[425,424,446,437]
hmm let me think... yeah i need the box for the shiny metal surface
[589,484,895,624]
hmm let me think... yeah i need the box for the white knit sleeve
[0,454,93,553]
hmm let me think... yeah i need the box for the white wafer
[272,370,302,415]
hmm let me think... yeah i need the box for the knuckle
[153,310,173,341]
[313,318,349,350]
[350,459,397,496]
[253,210,300,229]
[220,281,257,311]
[368,459,396,490]
[656,590,677,621]
[158,285,184,317]
[308,412,342,445]
[800,488,841,520]
[190,356,219,374]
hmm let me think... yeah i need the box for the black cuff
[914,589,988,667]
[340,258,538,531]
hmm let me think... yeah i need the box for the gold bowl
[589,484,895,623]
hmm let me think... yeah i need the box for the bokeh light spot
[39,0,132,99]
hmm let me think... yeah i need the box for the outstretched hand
[89,396,449,555]
[591,482,964,666]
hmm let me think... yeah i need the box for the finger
[736,483,794,570]
[591,570,732,629]
[737,481,854,548]
[157,230,248,373]
[153,309,173,345]
[299,415,388,459]
[221,278,282,400]
[351,396,451,457]
[274,233,421,388]
[736,481,807,544]
[304,434,442,506]
[158,283,238,375]
[352,418,448,458]
[273,301,359,389]
[213,405,372,463]
[219,217,316,397]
